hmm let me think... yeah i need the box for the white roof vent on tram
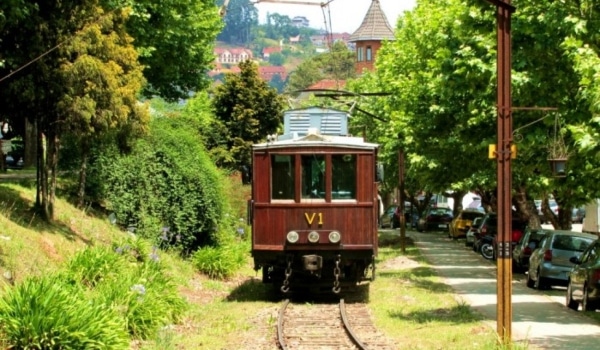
[307,127,320,135]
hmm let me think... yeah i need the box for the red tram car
[249,107,380,293]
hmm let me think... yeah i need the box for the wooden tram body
[249,107,379,293]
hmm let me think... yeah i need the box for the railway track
[276,299,396,350]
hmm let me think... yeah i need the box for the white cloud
[255,0,416,34]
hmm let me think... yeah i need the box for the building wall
[354,40,383,73]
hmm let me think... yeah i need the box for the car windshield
[552,235,594,252]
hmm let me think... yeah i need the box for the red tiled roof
[258,66,287,80]
[307,79,346,90]
[262,46,282,55]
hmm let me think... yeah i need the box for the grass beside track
[0,181,530,349]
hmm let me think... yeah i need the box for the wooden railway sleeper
[281,257,292,293]
[333,254,341,293]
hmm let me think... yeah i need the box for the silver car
[527,230,597,290]
[465,217,483,248]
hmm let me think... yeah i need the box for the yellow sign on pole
[489,144,517,159]
[488,144,496,159]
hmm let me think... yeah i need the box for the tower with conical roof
[349,0,395,73]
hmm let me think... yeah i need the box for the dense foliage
[353,0,600,228]
[0,236,185,348]
[212,60,286,176]
[0,0,222,220]
[103,114,228,253]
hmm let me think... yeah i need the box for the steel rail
[277,299,290,350]
[339,298,368,350]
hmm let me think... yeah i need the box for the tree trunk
[513,185,542,230]
[37,128,49,220]
[47,130,59,220]
[77,147,88,208]
[24,118,37,168]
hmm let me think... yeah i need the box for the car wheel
[526,271,535,288]
[534,269,548,290]
[566,281,579,311]
[583,285,596,311]
[511,260,519,273]
[480,242,494,260]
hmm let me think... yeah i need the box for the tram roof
[253,132,379,150]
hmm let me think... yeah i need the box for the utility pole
[398,146,406,253]
[484,0,515,345]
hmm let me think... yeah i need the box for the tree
[269,52,285,66]
[217,0,258,45]
[126,0,223,101]
[285,41,356,94]
[269,74,286,93]
[212,60,285,178]
[357,0,600,229]
[57,6,149,208]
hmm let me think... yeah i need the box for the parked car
[465,217,483,248]
[416,207,453,232]
[535,199,559,223]
[566,238,600,311]
[449,209,485,240]
[512,227,547,273]
[527,230,597,290]
[472,213,527,260]
[572,207,585,224]
[379,202,412,229]
[379,205,398,229]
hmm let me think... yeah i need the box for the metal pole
[398,149,406,253]
[493,0,514,345]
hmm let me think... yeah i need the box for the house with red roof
[258,66,287,81]
[262,46,282,60]
[214,47,253,65]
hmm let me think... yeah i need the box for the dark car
[512,227,547,273]
[416,207,453,232]
[567,238,600,311]
[572,207,585,224]
[527,230,596,290]
[379,205,398,229]
[473,213,527,259]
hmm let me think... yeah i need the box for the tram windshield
[331,154,356,199]
[271,155,294,199]
[302,155,325,199]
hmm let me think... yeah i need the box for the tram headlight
[307,231,320,243]
[286,231,299,243]
[328,231,341,243]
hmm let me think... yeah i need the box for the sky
[254,0,417,34]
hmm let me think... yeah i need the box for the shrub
[103,116,228,254]
[60,238,187,340]
[0,276,129,349]
[192,230,249,279]
[94,260,187,339]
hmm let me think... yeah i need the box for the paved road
[407,229,600,350]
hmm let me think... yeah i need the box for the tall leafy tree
[217,0,258,45]
[286,41,356,94]
[126,0,223,101]
[212,60,285,178]
[57,6,149,208]
[360,0,600,229]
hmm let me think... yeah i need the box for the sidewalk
[409,230,600,350]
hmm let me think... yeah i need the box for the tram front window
[301,155,325,199]
[271,155,294,199]
[332,154,356,199]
